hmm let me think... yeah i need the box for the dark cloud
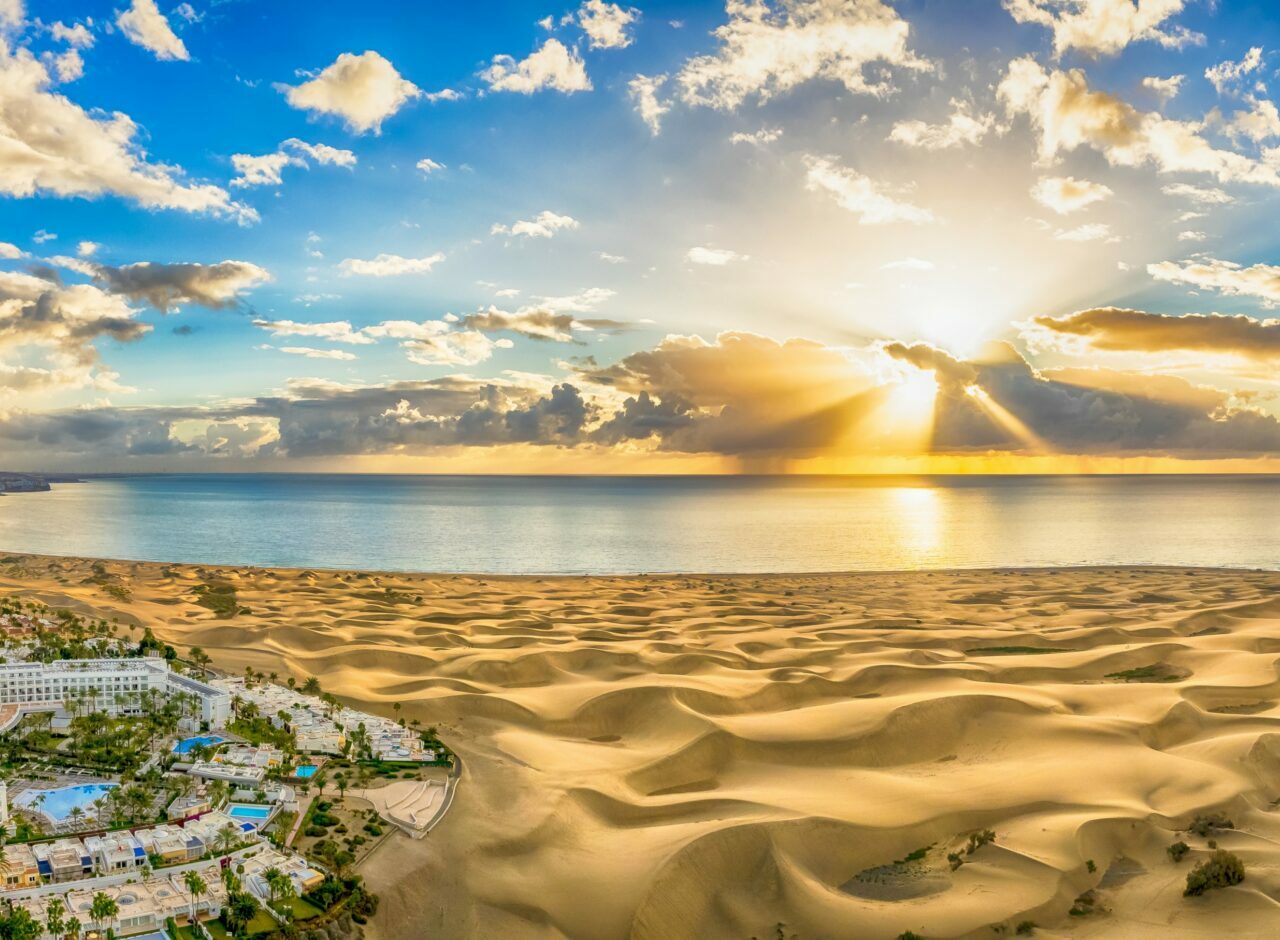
[94,260,271,313]
[1034,307,1280,359]
[3,331,1279,463]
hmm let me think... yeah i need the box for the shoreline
[2,547,1277,580]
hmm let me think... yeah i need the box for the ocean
[0,474,1276,574]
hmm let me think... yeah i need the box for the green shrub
[966,830,996,855]
[947,852,964,871]
[1167,841,1190,862]
[1085,859,1096,874]
[1187,814,1233,838]
[1184,850,1245,896]
[304,825,328,838]
[1015,922,1037,936]
[897,933,925,940]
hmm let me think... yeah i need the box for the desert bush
[966,829,996,855]
[947,852,964,871]
[1184,850,1245,896]
[1085,859,1096,874]
[1015,921,1037,936]
[1187,814,1234,837]
[1167,841,1190,863]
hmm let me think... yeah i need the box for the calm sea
[0,474,1276,574]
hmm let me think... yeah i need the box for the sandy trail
[3,553,1280,938]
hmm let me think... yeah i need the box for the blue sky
[3,0,1280,471]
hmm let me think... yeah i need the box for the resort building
[216,742,283,769]
[133,825,196,866]
[217,676,433,760]
[30,838,94,883]
[83,831,146,873]
[0,843,40,889]
[167,791,212,821]
[241,847,325,901]
[15,863,227,937]
[187,760,267,789]
[0,657,231,726]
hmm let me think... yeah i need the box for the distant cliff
[0,473,53,494]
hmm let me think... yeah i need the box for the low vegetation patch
[1187,814,1234,838]
[1104,663,1183,683]
[1184,850,1245,896]
[1168,841,1190,863]
[193,581,246,618]
[966,646,1074,656]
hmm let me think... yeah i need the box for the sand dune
[3,553,1280,938]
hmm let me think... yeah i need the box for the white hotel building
[0,658,231,726]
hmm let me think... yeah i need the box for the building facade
[0,657,231,726]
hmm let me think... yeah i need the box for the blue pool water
[15,783,117,821]
[294,765,317,778]
[173,734,225,754]
[226,803,272,826]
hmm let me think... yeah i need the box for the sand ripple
[5,557,1280,938]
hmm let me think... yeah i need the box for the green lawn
[279,896,324,920]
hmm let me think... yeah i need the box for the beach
[2,552,1279,938]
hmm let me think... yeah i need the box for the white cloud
[1161,183,1234,204]
[116,0,190,62]
[32,229,55,243]
[278,346,358,361]
[1142,74,1183,102]
[94,260,271,311]
[229,138,356,188]
[1053,222,1116,242]
[998,56,1280,188]
[45,254,96,275]
[252,319,374,345]
[1003,0,1200,57]
[578,1,638,50]
[1225,98,1280,144]
[424,88,462,103]
[492,210,579,239]
[677,0,930,109]
[686,246,746,266]
[730,127,782,146]
[0,42,254,221]
[416,157,445,174]
[881,257,934,270]
[803,155,934,225]
[1030,175,1113,214]
[1205,47,1263,96]
[597,251,627,263]
[364,320,506,366]
[1149,256,1280,306]
[1177,230,1207,242]
[481,39,591,94]
[45,48,84,82]
[0,242,23,258]
[280,51,420,134]
[888,100,996,149]
[0,1,22,30]
[629,73,669,135]
[338,252,446,277]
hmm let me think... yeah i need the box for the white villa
[216,677,433,761]
[0,657,231,726]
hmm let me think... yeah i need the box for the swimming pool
[294,765,317,778]
[173,734,225,754]
[15,783,118,822]
[226,803,274,827]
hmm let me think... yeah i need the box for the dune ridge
[2,554,1280,938]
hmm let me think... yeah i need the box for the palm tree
[263,866,295,912]
[184,869,208,926]
[217,822,239,855]
[65,915,82,940]
[89,892,118,938]
[4,908,40,940]
[44,896,66,940]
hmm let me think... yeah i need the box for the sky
[3,0,1280,474]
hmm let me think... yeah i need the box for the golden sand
[2,553,1279,938]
